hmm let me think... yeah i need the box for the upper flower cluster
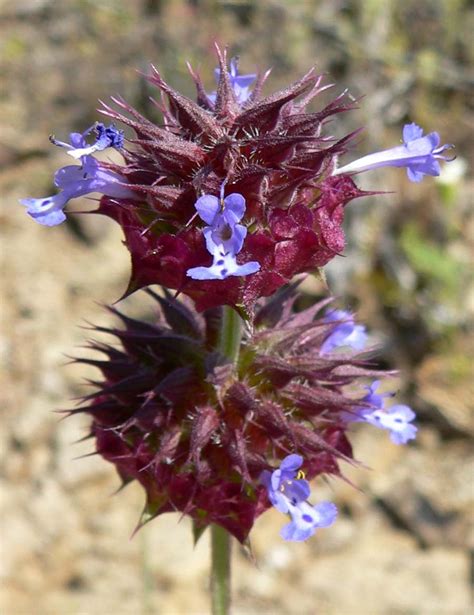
[21,46,368,313]
[19,47,452,315]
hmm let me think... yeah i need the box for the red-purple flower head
[19,48,453,315]
[71,288,401,543]
[22,46,369,312]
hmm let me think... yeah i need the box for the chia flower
[47,45,367,314]
[20,125,133,226]
[70,288,387,542]
[334,122,454,182]
[320,309,367,354]
[20,157,135,227]
[260,454,338,542]
[348,381,418,445]
[208,56,257,105]
[51,122,124,159]
[187,186,260,280]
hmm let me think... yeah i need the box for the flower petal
[195,195,220,224]
[223,193,246,222]
[313,501,338,527]
[403,123,424,143]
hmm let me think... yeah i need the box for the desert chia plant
[20,46,452,614]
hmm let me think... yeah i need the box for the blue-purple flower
[350,381,418,445]
[50,122,124,160]
[334,123,453,182]
[320,309,368,355]
[20,155,134,227]
[260,454,338,542]
[187,187,260,280]
[208,57,256,105]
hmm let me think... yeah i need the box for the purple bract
[208,57,256,105]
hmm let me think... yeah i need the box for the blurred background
[1,1,472,613]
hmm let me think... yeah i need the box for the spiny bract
[96,46,369,314]
[72,287,386,542]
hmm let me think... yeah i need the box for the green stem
[218,304,243,361]
[210,306,243,615]
[211,523,232,615]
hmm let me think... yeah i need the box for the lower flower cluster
[72,287,416,543]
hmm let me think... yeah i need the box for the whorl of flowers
[21,46,450,548]
[72,287,393,543]
[23,46,373,314]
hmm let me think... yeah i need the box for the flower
[349,380,418,445]
[320,309,367,354]
[20,49,453,313]
[88,45,367,313]
[186,244,260,280]
[187,187,260,280]
[208,57,256,105]
[195,189,248,255]
[364,403,418,445]
[50,122,124,159]
[334,122,453,182]
[260,454,338,542]
[70,288,387,542]
[20,156,135,227]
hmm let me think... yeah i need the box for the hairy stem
[218,304,243,361]
[210,306,243,615]
[211,523,232,615]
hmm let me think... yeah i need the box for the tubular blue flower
[20,156,135,226]
[208,57,256,105]
[51,122,124,160]
[348,381,418,445]
[320,309,367,354]
[260,454,338,542]
[334,123,454,182]
[364,403,418,445]
[187,187,260,280]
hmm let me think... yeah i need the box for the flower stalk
[210,305,243,614]
[211,523,232,615]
